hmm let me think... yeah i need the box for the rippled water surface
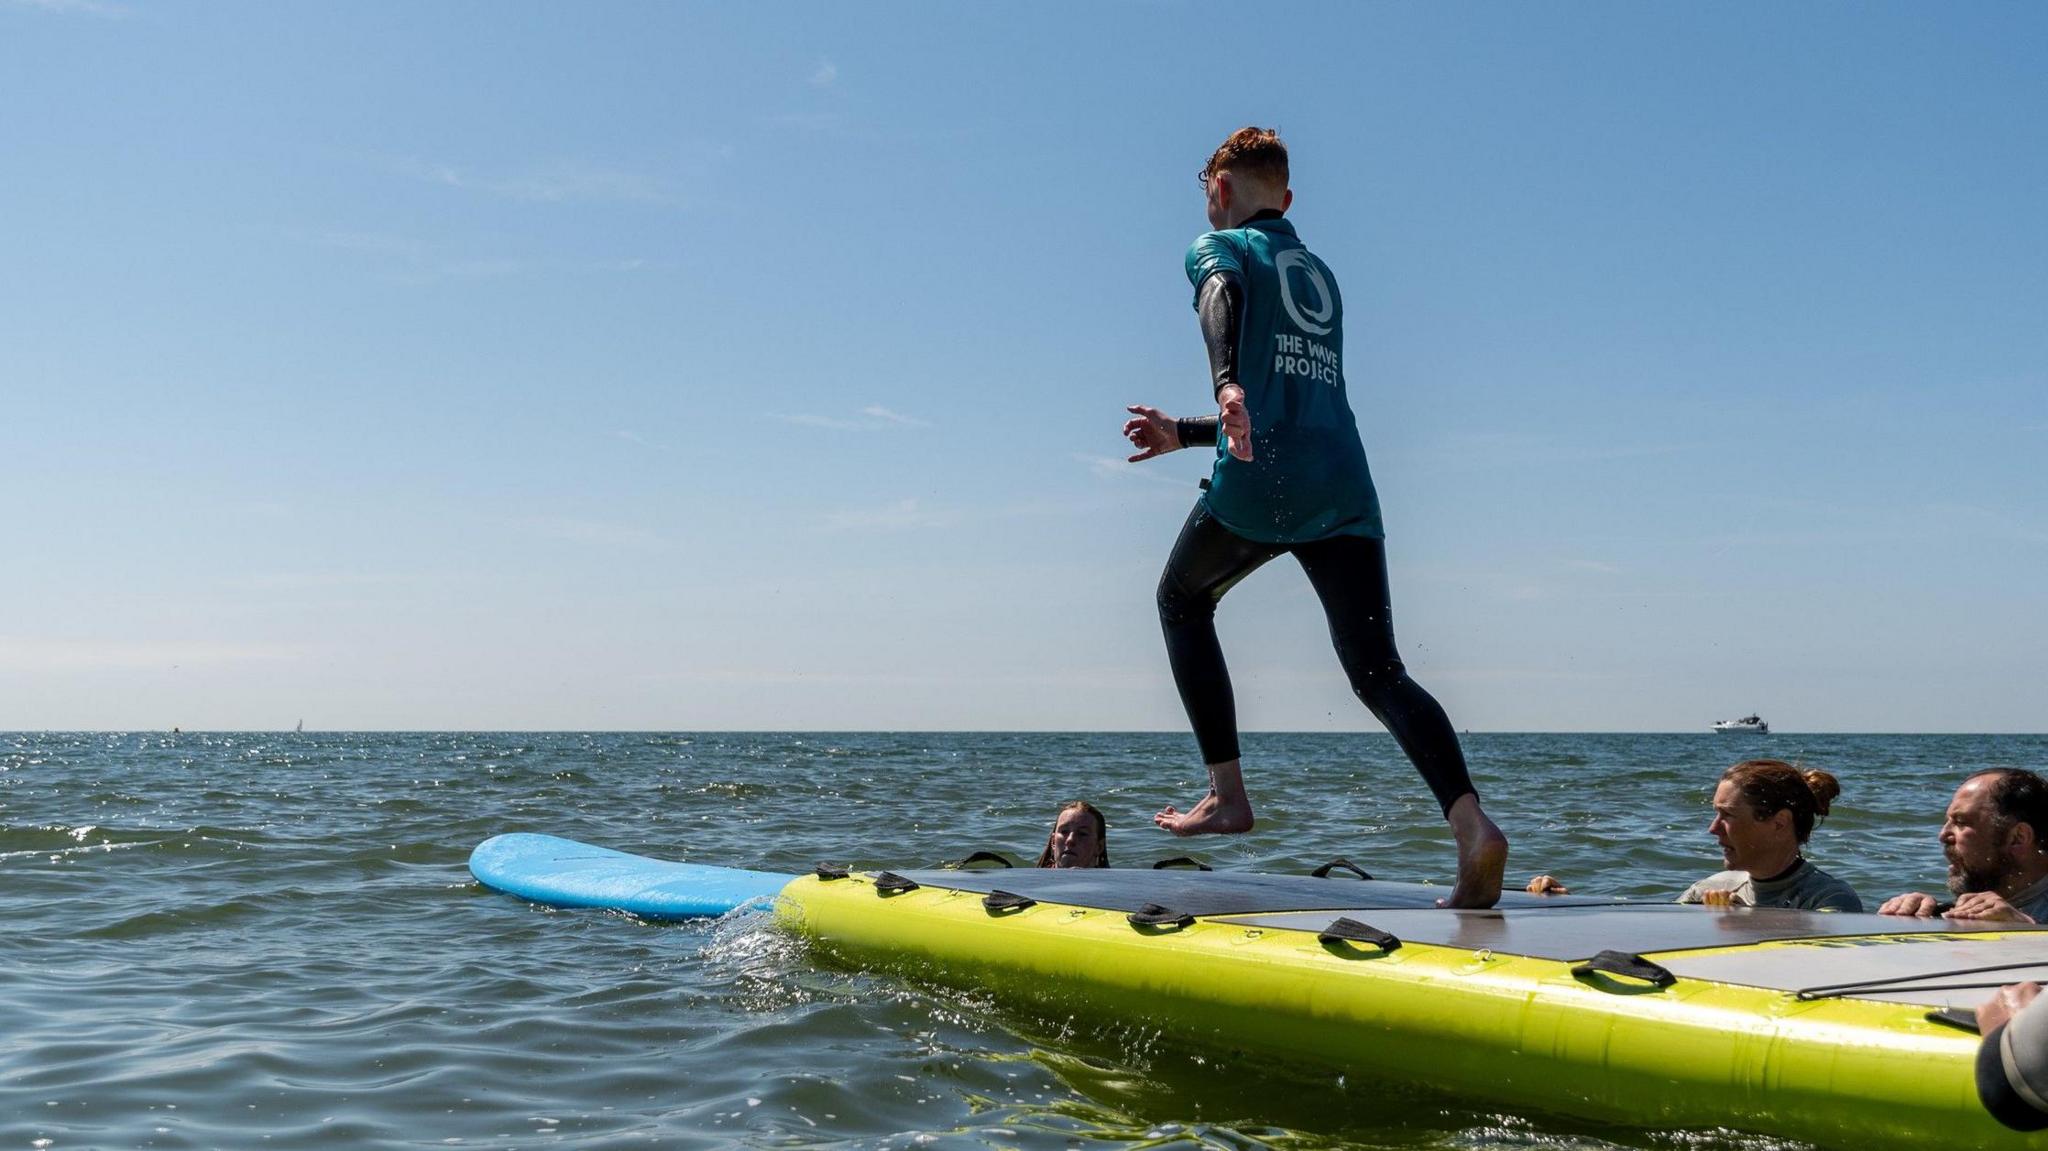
[4,731,2042,1150]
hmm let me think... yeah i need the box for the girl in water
[1036,801,1109,869]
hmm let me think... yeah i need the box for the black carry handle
[1317,916,1401,952]
[1128,902,1196,929]
[1311,858,1373,881]
[872,871,920,895]
[945,850,1015,870]
[1928,1006,1981,1034]
[982,889,1037,913]
[1572,950,1676,989]
[815,865,849,881]
[1151,856,1213,871]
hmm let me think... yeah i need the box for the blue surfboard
[469,833,793,919]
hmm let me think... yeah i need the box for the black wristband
[1176,417,1219,448]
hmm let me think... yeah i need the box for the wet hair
[1200,127,1289,192]
[1721,759,1840,844]
[1965,768,2048,849]
[1034,800,1108,868]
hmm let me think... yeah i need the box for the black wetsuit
[1161,210,1476,815]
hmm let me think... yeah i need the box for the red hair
[1200,126,1288,191]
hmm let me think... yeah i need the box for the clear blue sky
[3,2,2043,731]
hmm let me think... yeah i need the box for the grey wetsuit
[2005,874,2048,921]
[1677,859,1862,912]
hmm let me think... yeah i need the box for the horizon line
[7,728,2046,738]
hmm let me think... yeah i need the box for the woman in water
[1036,800,1109,869]
[1529,759,1861,911]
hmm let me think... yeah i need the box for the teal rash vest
[1185,215,1383,544]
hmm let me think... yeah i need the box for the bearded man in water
[1122,126,1508,908]
[1881,768,2048,922]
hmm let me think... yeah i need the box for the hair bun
[1802,769,1842,817]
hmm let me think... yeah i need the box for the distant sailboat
[294,718,304,734]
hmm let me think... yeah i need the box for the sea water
[3,730,2040,1150]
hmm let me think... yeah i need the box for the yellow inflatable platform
[777,865,2048,1151]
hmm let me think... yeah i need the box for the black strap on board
[1128,902,1196,929]
[1151,856,1213,871]
[1797,960,2048,1002]
[872,871,920,895]
[1571,950,1676,989]
[1317,916,1401,952]
[1311,858,1373,881]
[981,889,1037,913]
[815,865,849,881]
[1928,1006,1981,1034]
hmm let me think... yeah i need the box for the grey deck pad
[1216,905,2036,961]
[892,867,1631,916]
[890,868,2046,966]
[1657,935,2048,1007]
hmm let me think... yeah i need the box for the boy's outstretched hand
[1123,404,1181,462]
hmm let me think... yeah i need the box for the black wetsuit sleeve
[1176,415,1219,447]
[1196,270,1244,398]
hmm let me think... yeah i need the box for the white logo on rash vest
[1274,248,1335,337]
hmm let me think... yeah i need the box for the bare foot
[1153,790,1254,836]
[1438,795,1508,908]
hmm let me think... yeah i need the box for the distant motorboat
[1713,715,1769,734]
